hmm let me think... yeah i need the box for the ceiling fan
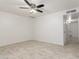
[20,0,45,13]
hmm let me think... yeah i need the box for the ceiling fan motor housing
[31,3,36,8]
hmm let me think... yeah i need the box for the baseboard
[35,40,64,46]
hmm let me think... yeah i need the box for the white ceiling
[0,0,79,17]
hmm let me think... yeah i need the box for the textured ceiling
[0,0,79,17]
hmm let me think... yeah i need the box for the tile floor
[0,40,79,59]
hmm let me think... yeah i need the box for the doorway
[63,13,79,44]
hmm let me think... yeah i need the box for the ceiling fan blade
[24,0,31,6]
[36,9,43,13]
[20,7,29,9]
[37,4,44,8]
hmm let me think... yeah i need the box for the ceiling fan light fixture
[30,9,37,13]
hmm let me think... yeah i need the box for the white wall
[0,11,65,46]
[0,7,79,46]
[35,11,64,45]
[0,11,32,46]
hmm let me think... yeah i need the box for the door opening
[63,13,79,44]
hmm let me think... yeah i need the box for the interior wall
[35,11,64,45]
[0,7,79,46]
[0,11,32,46]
